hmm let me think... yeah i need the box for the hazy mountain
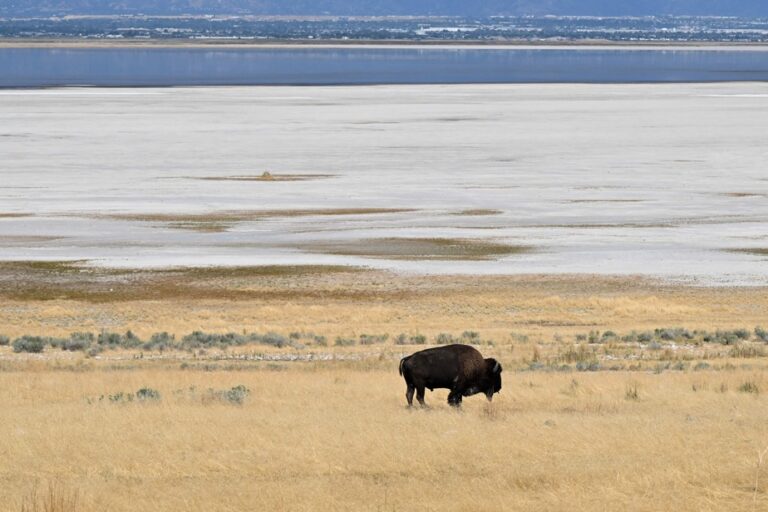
[3,0,768,17]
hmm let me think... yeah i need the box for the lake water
[3,47,768,87]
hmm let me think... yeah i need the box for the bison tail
[399,356,408,376]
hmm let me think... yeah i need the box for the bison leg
[447,390,463,407]
[405,384,415,406]
[416,386,427,407]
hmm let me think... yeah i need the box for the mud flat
[1,83,768,284]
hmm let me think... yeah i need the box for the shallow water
[3,47,768,87]
[1,83,768,285]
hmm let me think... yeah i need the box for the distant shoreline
[2,38,768,50]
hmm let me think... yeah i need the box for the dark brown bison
[398,344,502,407]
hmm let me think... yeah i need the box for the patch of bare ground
[0,212,33,218]
[296,237,529,260]
[93,208,417,232]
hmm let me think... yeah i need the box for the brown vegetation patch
[534,222,671,229]
[194,172,335,182]
[566,199,645,204]
[454,209,503,216]
[728,248,768,257]
[0,212,33,218]
[297,237,530,260]
[95,208,417,233]
[0,235,65,244]
[0,261,368,303]
[721,192,765,198]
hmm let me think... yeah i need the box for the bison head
[484,358,503,401]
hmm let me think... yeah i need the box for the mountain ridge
[3,1,768,18]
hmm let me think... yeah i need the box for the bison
[398,344,502,407]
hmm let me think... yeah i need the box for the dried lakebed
[1,83,768,284]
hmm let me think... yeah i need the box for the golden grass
[3,361,768,511]
[4,269,768,510]
[19,482,79,512]
[1,266,768,340]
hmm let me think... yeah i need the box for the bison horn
[493,361,500,373]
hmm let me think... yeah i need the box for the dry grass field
[3,264,768,511]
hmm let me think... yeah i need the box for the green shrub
[108,391,133,403]
[143,332,176,351]
[205,385,250,405]
[256,332,290,348]
[394,333,426,345]
[120,330,143,349]
[223,385,249,405]
[98,330,122,346]
[654,328,693,341]
[61,332,93,351]
[576,361,601,372]
[755,326,768,342]
[739,381,759,394]
[734,328,751,341]
[0,335,9,346]
[98,330,143,349]
[12,336,47,353]
[637,331,654,343]
[334,337,356,347]
[87,346,104,357]
[359,334,388,345]
[712,331,740,345]
[136,387,161,401]
[181,331,245,349]
[436,333,459,344]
